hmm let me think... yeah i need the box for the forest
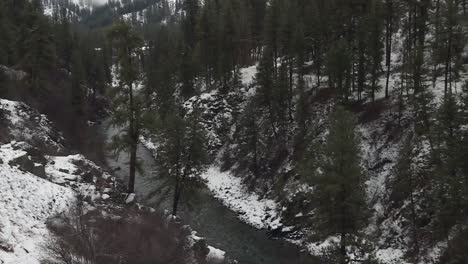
[1,0,468,263]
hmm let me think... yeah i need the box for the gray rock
[9,154,47,179]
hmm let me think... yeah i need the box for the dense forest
[1,0,468,263]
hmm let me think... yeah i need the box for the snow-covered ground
[0,99,114,264]
[0,144,74,264]
[0,99,66,154]
[200,167,282,230]
[0,142,118,264]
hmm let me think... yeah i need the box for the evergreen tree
[432,94,465,248]
[0,1,15,66]
[71,45,85,116]
[392,134,421,258]
[311,106,368,263]
[365,0,385,102]
[180,0,199,98]
[326,40,351,101]
[384,0,396,98]
[22,11,56,91]
[439,0,465,96]
[155,105,207,216]
[107,20,145,194]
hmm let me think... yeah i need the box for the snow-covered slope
[41,0,94,16]
[0,99,66,154]
[0,99,116,263]
[0,143,74,264]
[0,98,232,264]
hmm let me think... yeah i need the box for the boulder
[11,142,47,164]
[9,154,47,179]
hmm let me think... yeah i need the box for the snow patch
[0,145,74,264]
[206,246,226,264]
[200,167,282,229]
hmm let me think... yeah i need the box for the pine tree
[0,1,15,66]
[384,0,395,98]
[365,0,385,102]
[439,0,465,96]
[155,105,207,216]
[432,94,464,248]
[71,46,85,116]
[145,25,180,119]
[256,46,279,138]
[180,0,199,98]
[312,106,368,263]
[107,20,145,194]
[392,134,421,258]
[326,40,352,101]
[22,11,56,91]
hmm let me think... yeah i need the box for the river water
[96,123,317,264]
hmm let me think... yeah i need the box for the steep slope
[0,99,232,264]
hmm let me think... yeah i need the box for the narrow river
[96,122,317,264]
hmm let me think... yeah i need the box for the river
[95,122,317,264]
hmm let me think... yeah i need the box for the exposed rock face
[0,99,67,155]
[9,155,47,179]
[8,142,47,179]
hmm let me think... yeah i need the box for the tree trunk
[445,22,453,96]
[340,232,347,264]
[128,83,137,194]
[409,167,420,258]
[172,178,181,216]
[288,58,294,122]
[385,0,393,98]
[128,140,137,193]
[172,137,183,216]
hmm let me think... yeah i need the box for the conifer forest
[1,0,468,263]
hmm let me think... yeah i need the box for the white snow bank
[46,155,82,183]
[0,144,74,264]
[46,154,110,200]
[200,167,282,229]
[206,246,226,264]
[125,193,136,204]
[240,65,257,86]
[190,232,226,264]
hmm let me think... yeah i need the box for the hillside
[0,97,230,263]
[2,0,468,263]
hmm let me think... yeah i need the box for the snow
[42,0,95,17]
[125,193,136,204]
[46,155,81,183]
[0,142,116,264]
[200,167,282,229]
[0,144,75,264]
[240,64,257,86]
[122,11,146,24]
[189,231,226,264]
[206,246,226,264]
[1,100,25,126]
[375,247,407,264]
[46,154,105,200]
[0,99,65,153]
[0,98,118,263]
[304,236,340,256]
